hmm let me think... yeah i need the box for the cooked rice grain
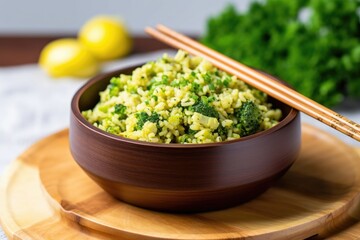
[82,50,282,143]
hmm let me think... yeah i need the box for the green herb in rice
[82,50,282,143]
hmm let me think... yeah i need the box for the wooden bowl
[70,65,301,213]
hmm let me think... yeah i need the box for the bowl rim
[71,65,299,149]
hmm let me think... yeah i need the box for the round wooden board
[1,124,360,240]
[0,131,115,239]
[39,124,360,240]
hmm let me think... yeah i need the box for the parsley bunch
[202,0,360,107]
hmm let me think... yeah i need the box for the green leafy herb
[202,0,360,107]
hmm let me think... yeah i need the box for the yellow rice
[82,50,282,143]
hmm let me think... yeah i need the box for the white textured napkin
[0,50,359,239]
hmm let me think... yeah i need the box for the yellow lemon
[39,38,99,78]
[79,16,132,61]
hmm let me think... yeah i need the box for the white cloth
[0,50,359,239]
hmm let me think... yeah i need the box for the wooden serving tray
[1,124,360,239]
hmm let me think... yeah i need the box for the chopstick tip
[144,26,155,34]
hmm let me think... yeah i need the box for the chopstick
[152,25,360,130]
[145,25,360,142]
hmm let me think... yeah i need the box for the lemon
[39,39,99,78]
[79,16,132,61]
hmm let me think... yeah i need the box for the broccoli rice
[82,50,282,143]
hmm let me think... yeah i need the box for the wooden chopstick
[154,25,360,133]
[145,25,360,142]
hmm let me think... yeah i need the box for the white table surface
[0,50,359,239]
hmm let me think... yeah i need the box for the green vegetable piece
[151,95,158,101]
[113,104,127,120]
[187,128,198,136]
[148,75,169,90]
[223,77,231,87]
[235,101,262,137]
[162,75,169,83]
[180,78,190,87]
[135,112,160,130]
[108,77,123,97]
[207,95,216,102]
[217,124,228,139]
[108,84,119,97]
[98,105,109,113]
[106,126,120,134]
[190,93,199,102]
[110,77,121,86]
[201,95,208,104]
[191,101,219,118]
[203,72,212,83]
[191,82,200,92]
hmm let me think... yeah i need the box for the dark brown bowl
[70,65,301,213]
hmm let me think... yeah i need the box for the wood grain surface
[1,124,360,239]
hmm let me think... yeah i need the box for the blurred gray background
[0,0,251,35]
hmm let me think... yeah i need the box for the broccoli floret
[191,101,219,118]
[113,104,127,120]
[108,84,119,97]
[187,128,198,136]
[108,77,122,97]
[135,112,160,130]
[235,101,262,137]
[190,82,201,92]
[217,124,228,139]
[203,72,212,83]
